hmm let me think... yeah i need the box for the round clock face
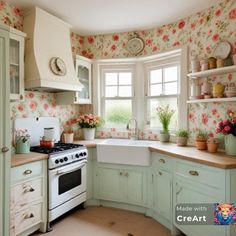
[213,41,231,59]
[50,57,67,76]
[126,37,145,55]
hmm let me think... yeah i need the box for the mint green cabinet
[95,167,123,202]
[173,160,226,236]
[86,148,94,200]
[0,25,11,236]
[94,165,147,206]
[153,170,172,221]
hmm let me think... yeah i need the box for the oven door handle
[55,161,87,176]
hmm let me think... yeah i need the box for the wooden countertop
[11,139,236,169]
[74,139,236,169]
[73,139,106,148]
[11,152,48,167]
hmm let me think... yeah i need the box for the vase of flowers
[15,129,30,154]
[216,116,236,156]
[76,114,102,140]
[156,105,175,142]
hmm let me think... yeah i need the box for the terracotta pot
[177,137,188,146]
[195,140,207,150]
[207,142,219,153]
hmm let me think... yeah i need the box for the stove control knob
[55,159,59,164]
[75,154,80,158]
[60,159,64,163]
[64,157,68,161]
[83,152,87,156]
[79,152,83,157]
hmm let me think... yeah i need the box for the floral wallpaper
[0,1,23,30]
[74,0,236,142]
[2,0,236,143]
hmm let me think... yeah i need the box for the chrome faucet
[126,118,138,140]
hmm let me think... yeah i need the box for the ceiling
[8,0,222,36]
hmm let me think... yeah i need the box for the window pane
[105,100,132,127]
[150,84,162,96]
[164,66,178,82]
[119,86,132,97]
[150,69,162,84]
[149,97,178,130]
[119,72,132,85]
[105,73,118,85]
[105,86,117,97]
[164,82,178,95]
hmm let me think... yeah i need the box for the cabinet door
[96,167,122,202]
[0,27,11,236]
[10,33,24,101]
[126,170,144,205]
[75,56,92,104]
[153,170,172,221]
[174,178,226,236]
[86,149,93,200]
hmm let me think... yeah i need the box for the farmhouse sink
[97,139,156,166]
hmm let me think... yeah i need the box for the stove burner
[30,142,84,154]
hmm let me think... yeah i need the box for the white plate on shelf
[213,41,231,59]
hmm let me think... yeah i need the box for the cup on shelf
[208,57,217,69]
[200,59,208,71]
[191,58,200,72]
[216,58,224,68]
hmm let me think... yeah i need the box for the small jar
[200,59,208,71]
[208,57,216,69]
[216,58,224,68]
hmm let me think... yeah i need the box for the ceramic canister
[44,127,55,140]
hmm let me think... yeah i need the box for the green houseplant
[195,129,208,150]
[176,129,189,146]
[156,105,175,142]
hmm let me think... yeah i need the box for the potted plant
[156,105,175,142]
[216,112,236,156]
[76,114,102,140]
[195,130,208,150]
[176,129,189,146]
[207,138,219,153]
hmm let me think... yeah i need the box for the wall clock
[50,57,67,76]
[126,36,145,56]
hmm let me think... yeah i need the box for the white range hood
[23,7,83,92]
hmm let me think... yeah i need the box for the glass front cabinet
[75,55,92,104]
[9,28,26,101]
[56,55,92,105]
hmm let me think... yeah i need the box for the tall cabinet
[0,24,11,236]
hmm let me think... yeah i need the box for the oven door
[48,160,87,210]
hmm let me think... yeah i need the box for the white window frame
[99,63,136,129]
[144,57,181,132]
[93,47,188,132]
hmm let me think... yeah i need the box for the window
[94,48,187,132]
[146,63,180,131]
[101,67,134,128]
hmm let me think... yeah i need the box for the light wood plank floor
[33,206,172,236]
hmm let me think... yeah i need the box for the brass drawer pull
[119,172,123,176]
[159,158,166,164]
[1,147,9,153]
[24,213,34,219]
[23,170,32,175]
[189,170,199,176]
[158,171,162,176]
[125,172,129,177]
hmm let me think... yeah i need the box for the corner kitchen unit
[1,0,236,236]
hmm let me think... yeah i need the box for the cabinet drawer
[15,203,42,235]
[175,160,225,189]
[11,161,43,184]
[152,153,172,171]
[12,178,42,209]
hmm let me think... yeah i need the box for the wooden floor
[33,206,172,236]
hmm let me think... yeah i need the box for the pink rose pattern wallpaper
[1,0,236,142]
[0,1,23,30]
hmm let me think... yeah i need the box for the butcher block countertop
[11,139,236,169]
[74,139,236,169]
[11,152,48,167]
